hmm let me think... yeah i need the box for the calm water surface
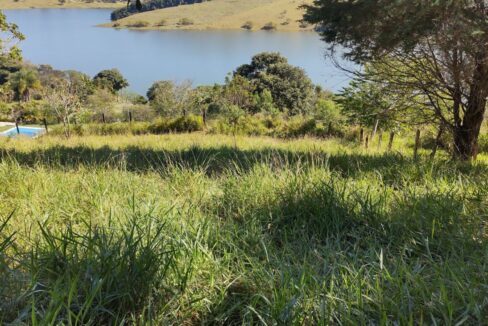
[5,9,352,94]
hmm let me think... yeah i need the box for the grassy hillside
[0,133,487,324]
[106,0,315,31]
[0,0,123,9]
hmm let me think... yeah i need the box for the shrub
[154,19,167,27]
[278,117,317,138]
[261,22,277,31]
[281,18,291,26]
[177,18,194,26]
[241,21,254,30]
[127,21,150,28]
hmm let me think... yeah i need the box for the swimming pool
[2,127,45,138]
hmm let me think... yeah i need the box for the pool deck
[0,125,46,138]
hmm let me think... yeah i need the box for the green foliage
[51,115,204,136]
[0,10,24,62]
[93,68,129,93]
[150,114,204,133]
[111,0,206,21]
[235,52,314,115]
[0,135,487,323]
[147,80,194,117]
[303,0,488,160]
[7,68,41,102]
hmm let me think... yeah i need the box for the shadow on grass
[200,174,487,324]
[1,145,486,182]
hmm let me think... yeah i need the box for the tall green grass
[0,134,487,324]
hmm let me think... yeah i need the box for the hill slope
[106,0,314,32]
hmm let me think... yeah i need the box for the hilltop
[105,0,315,32]
[0,0,123,9]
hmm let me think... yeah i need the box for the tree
[86,88,117,122]
[93,69,128,93]
[235,52,314,115]
[147,80,193,117]
[43,73,82,138]
[223,75,256,113]
[0,11,24,62]
[8,68,41,102]
[147,80,176,116]
[303,0,488,160]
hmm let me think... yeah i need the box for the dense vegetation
[1,4,488,324]
[303,0,488,160]
[111,0,206,21]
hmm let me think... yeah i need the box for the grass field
[106,0,315,31]
[0,0,123,9]
[0,133,487,324]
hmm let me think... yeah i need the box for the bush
[127,21,150,28]
[241,21,254,30]
[209,115,270,136]
[177,18,194,26]
[50,116,205,137]
[278,117,317,138]
[151,115,204,133]
[261,22,277,31]
[154,19,167,27]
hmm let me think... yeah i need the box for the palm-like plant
[8,68,41,102]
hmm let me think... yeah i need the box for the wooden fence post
[43,118,48,134]
[414,129,421,160]
[128,111,133,123]
[388,132,395,151]
[365,135,369,149]
[102,113,106,124]
[359,128,364,144]
[371,119,379,140]
[430,126,444,159]
[377,130,383,150]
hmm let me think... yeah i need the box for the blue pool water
[2,127,45,138]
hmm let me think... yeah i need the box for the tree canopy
[93,69,129,94]
[304,0,488,159]
[235,52,314,115]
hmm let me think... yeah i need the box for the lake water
[4,9,353,95]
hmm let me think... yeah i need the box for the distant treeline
[111,0,207,21]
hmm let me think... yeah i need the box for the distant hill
[105,0,315,32]
[0,0,124,9]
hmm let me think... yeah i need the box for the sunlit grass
[0,133,487,324]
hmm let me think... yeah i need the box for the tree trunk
[453,61,488,160]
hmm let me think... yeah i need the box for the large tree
[93,69,129,94]
[303,0,488,160]
[235,52,314,115]
[8,68,41,102]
